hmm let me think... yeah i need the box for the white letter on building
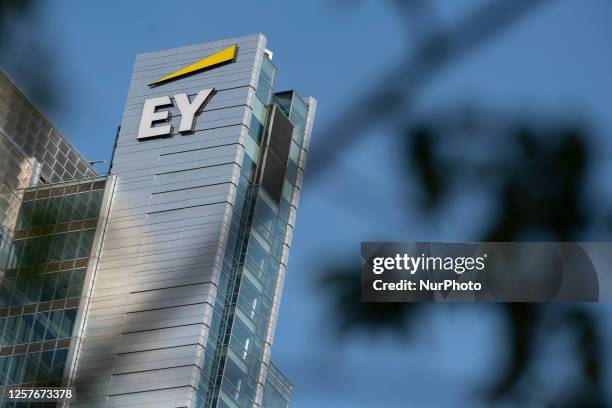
[174,88,214,133]
[137,96,173,139]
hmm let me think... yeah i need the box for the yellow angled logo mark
[149,44,238,86]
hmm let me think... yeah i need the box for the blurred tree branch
[0,0,60,111]
[307,0,550,180]
[317,2,609,403]
[322,106,610,405]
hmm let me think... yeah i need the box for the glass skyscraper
[0,33,315,408]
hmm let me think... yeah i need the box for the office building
[0,33,315,408]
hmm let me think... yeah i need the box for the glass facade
[0,72,95,186]
[0,176,107,404]
[194,55,306,408]
[262,362,292,408]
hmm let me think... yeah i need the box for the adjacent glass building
[1,176,110,394]
[0,33,315,408]
[0,67,105,407]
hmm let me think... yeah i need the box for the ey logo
[137,44,237,140]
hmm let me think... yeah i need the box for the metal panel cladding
[71,34,268,407]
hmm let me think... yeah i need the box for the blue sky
[4,1,612,406]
